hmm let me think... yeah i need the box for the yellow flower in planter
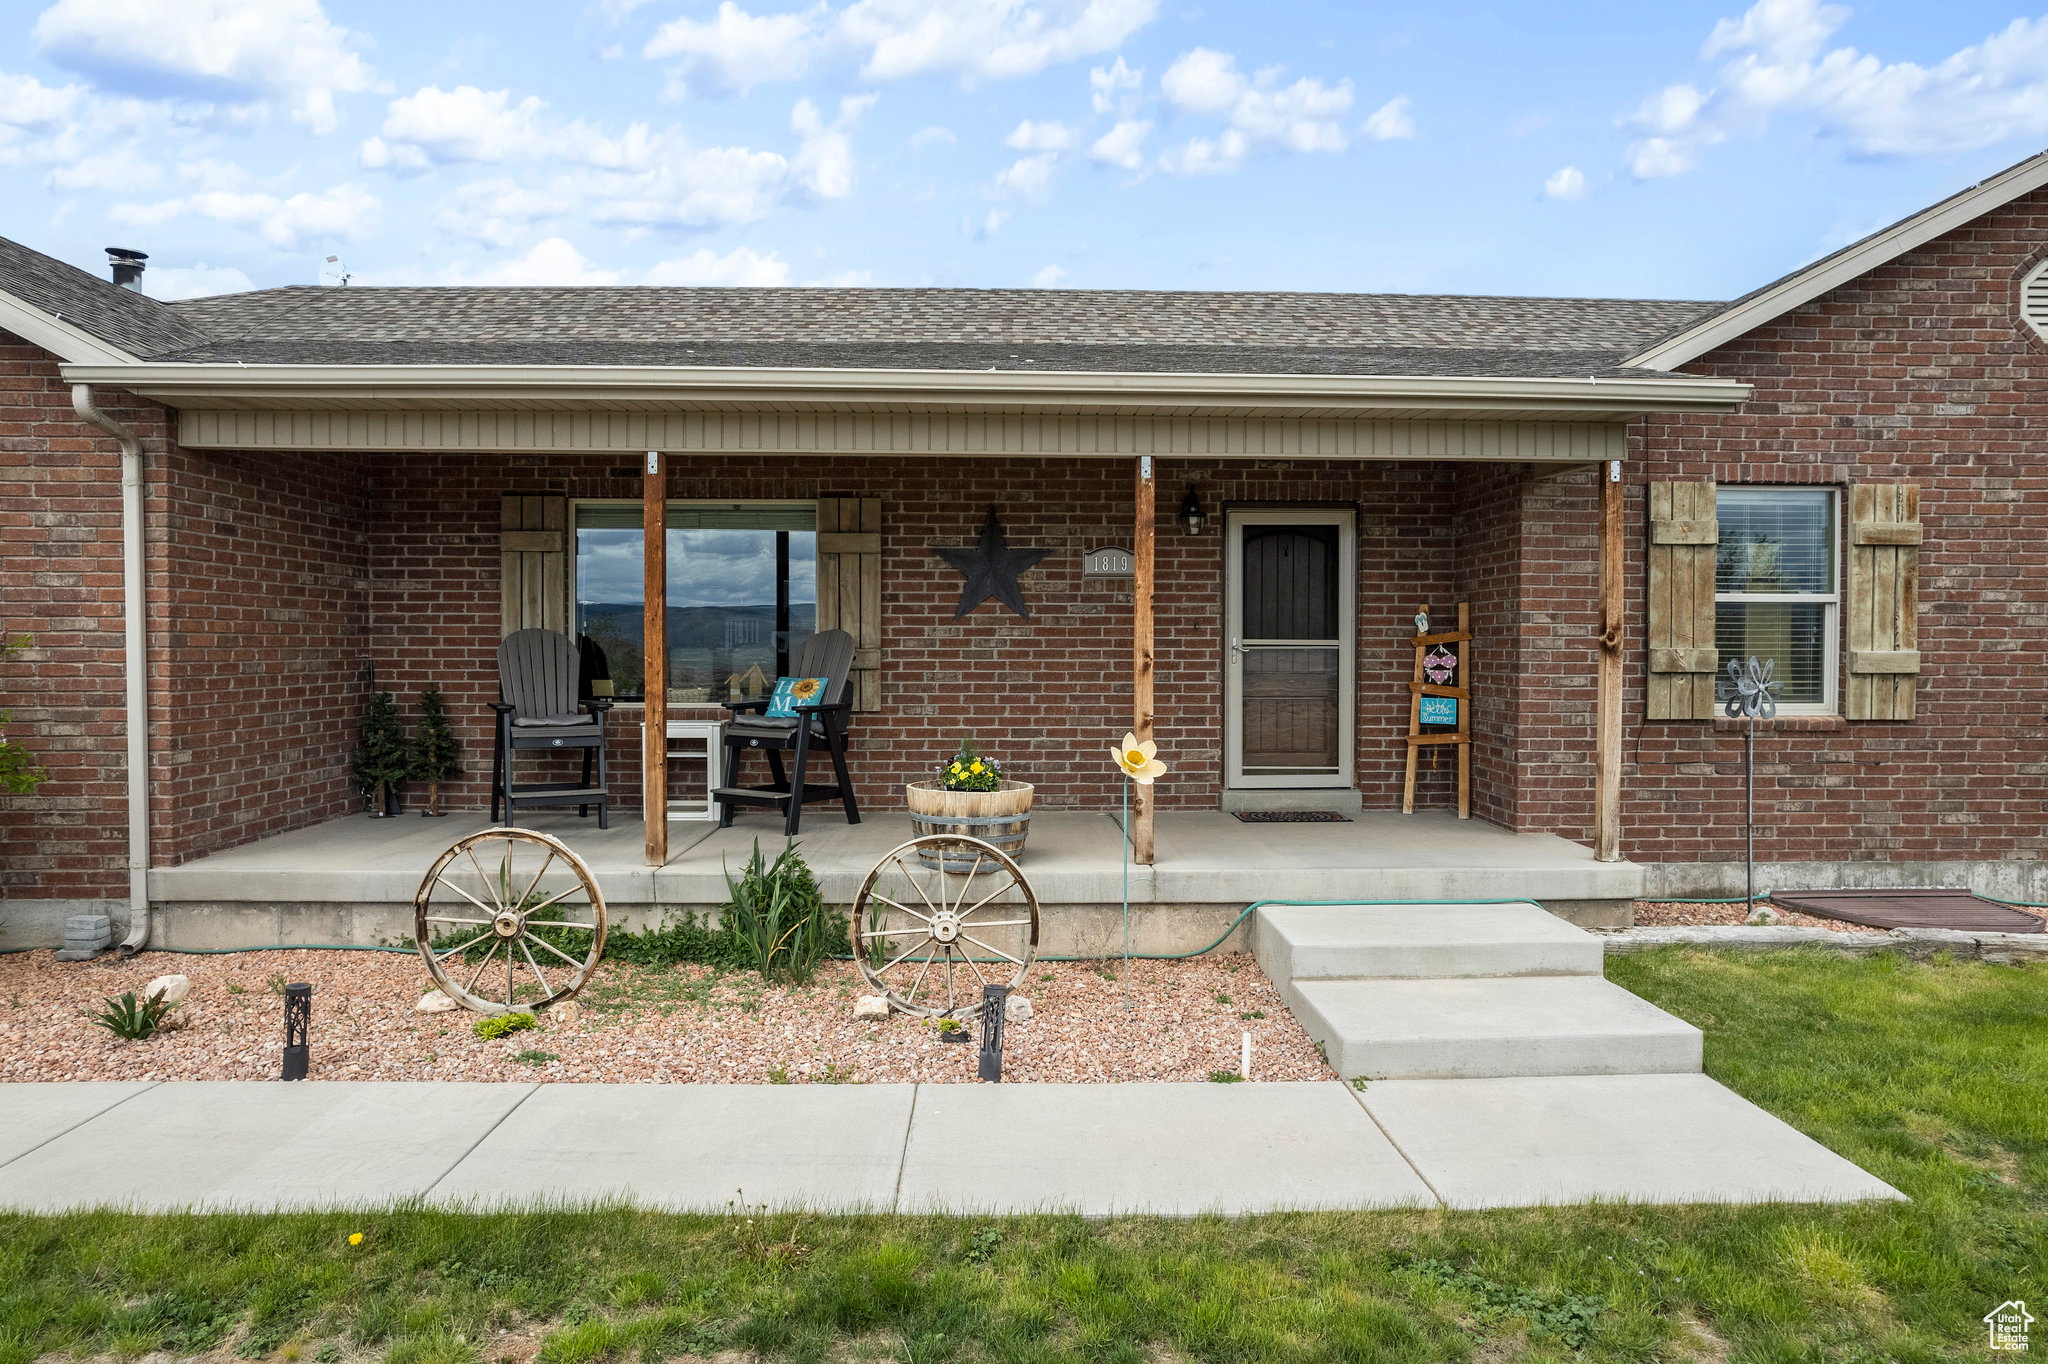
[969,761,984,774]
[1111,731,1167,784]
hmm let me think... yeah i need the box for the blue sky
[5,0,2048,303]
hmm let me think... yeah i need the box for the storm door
[1223,509,1356,789]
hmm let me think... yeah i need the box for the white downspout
[70,384,150,954]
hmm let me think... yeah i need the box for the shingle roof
[157,285,1719,376]
[0,236,212,358]
[0,231,1724,378]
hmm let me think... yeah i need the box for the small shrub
[472,1012,538,1041]
[511,1048,557,1067]
[1205,1070,1244,1084]
[86,990,176,1040]
[719,838,845,984]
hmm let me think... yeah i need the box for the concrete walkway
[0,1078,1899,1215]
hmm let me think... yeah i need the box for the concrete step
[1285,975,1704,1079]
[1253,902,1603,981]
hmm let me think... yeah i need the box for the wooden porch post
[1594,459,1624,862]
[1132,456,1155,864]
[643,450,668,866]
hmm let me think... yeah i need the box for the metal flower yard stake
[1725,656,1781,912]
[1111,731,1168,1010]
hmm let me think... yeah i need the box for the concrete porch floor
[135,808,1643,951]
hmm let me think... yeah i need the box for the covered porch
[139,808,1643,953]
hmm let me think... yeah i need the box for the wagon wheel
[851,835,1039,1019]
[413,828,607,1015]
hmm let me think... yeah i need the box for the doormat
[1771,888,2044,933]
[1233,810,1352,823]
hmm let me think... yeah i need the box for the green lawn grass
[2,948,2042,1363]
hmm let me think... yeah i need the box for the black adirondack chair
[714,628,861,835]
[491,628,612,828]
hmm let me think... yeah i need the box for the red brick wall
[366,452,1480,816]
[150,445,370,863]
[0,332,158,901]
[1606,185,2048,866]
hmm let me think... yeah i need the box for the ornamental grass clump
[936,736,1005,792]
[719,838,846,984]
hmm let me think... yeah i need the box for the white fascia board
[0,292,138,365]
[1628,149,2048,371]
[60,361,1751,414]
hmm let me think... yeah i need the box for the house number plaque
[1083,545,1134,579]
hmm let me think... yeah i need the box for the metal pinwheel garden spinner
[1725,655,1782,913]
[850,835,1041,1019]
[412,828,607,1014]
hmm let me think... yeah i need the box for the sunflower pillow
[765,675,832,718]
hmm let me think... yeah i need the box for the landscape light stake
[281,982,311,1081]
[978,983,1008,1082]
[1724,656,1780,911]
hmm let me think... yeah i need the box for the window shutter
[816,496,882,712]
[500,494,566,637]
[1646,480,1718,720]
[1845,484,1920,720]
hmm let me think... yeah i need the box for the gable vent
[2023,259,2048,342]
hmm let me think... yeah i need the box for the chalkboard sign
[1083,545,1134,579]
[1419,696,1458,725]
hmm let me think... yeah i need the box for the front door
[1224,509,1356,790]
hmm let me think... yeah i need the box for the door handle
[1229,637,1244,660]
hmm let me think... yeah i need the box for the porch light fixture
[1179,485,1207,535]
[282,982,311,1081]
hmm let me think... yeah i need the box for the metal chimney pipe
[105,247,147,292]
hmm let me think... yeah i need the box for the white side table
[642,717,727,822]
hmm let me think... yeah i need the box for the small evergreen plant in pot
[350,690,409,816]
[407,687,462,816]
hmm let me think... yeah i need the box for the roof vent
[106,247,147,292]
[2022,259,2048,342]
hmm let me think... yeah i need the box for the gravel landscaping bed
[1633,897,2045,932]
[0,950,1330,1086]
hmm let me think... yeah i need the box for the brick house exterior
[9,153,2048,930]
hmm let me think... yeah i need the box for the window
[1713,487,1838,714]
[572,501,817,703]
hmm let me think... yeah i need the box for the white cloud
[1031,263,1067,286]
[1361,95,1414,141]
[1004,118,1073,151]
[1625,136,1695,178]
[429,177,564,247]
[644,245,791,285]
[1626,0,2048,177]
[143,261,255,300]
[909,124,955,151]
[32,0,372,133]
[1089,117,1150,168]
[441,236,622,286]
[991,150,1058,198]
[1543,164,1589,200]
[361,86,869,234]
[790,94,874,199]
[1157,46,1358,173]
[643,1,827,96]
[963,207,1008,237]
[645,0,1157,94]
[44,144,159,191]
[1159,46,1241,113]
[1090,55,1142,113]
[112,182,378,247]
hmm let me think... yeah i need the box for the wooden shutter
[1845,484,1920,720]
[816,496,882,712]
[1646,480,1719,719]
[500,494,566,637]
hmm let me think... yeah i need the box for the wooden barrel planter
[905,780,1034,871]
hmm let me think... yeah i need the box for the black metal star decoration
[934,507,1050,620]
